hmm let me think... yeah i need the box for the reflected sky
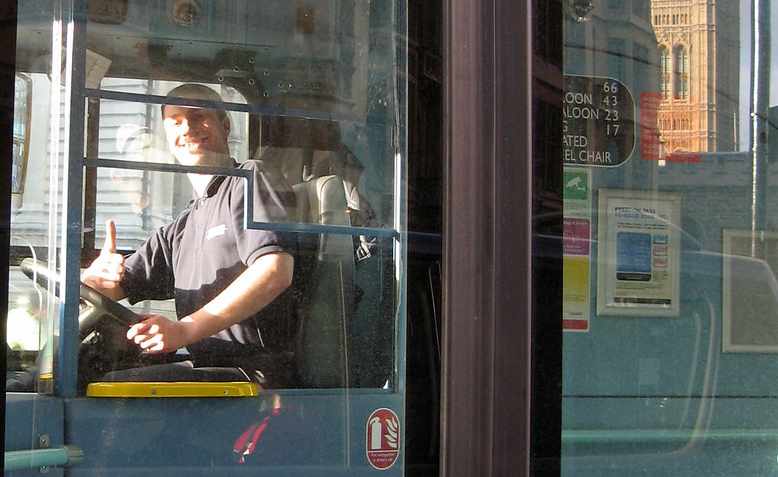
[738,0,778,148]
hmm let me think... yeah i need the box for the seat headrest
[292,175,349,226]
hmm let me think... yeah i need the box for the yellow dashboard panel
[86,381,260,398]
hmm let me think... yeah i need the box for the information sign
[366,408,401,470]
[563,75,635,167]
[563,167,592,332]
[722,230,778,353]
[596,189,681,317]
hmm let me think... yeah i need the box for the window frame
[0,0,19,433]
[0,0,546,474]
[442,0,539,476]
[660,45,671,98]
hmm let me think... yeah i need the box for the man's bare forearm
[178,252,294,345]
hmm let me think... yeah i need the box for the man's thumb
[102,219,117,254]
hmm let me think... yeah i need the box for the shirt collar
[203,159,239,197]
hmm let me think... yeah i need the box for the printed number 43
[602,95,619,106]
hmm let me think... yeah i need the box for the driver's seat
[291,174,355,388]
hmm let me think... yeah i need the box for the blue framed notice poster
[596,189,681,317]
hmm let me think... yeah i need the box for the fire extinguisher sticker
[365,408,401,470]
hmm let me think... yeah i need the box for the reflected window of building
[633,44,650,93]
[607,38,626,80]
[660,46,670,98]
[674,45,689,99]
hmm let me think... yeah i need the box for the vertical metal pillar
[0,0,19,421]
[393,0,409,397]
[750,0,770,256]
[56,0,88,397]
[83,99,100,257]
[442,0,533,476]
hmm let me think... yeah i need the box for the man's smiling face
[163,105,231,167]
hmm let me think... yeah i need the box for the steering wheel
[20,258,141,339]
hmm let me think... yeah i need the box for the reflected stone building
[650,0,739,153]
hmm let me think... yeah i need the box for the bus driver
[81,84,296,384]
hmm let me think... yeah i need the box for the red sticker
[366,408,400,470]
[639,92,661,161]
[563,218,591,256]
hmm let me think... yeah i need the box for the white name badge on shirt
[206,224,227,240]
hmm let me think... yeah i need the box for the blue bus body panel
[563,400,778,476]
[65,391,404,476]
[5,394,64,476]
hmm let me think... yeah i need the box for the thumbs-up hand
[82,220,126,300]
[102,218,117,255]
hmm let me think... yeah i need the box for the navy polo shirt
[120,159,296,363]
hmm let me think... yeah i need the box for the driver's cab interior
[6,0,404,397]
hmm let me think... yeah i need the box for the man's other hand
[81,220,126,300]
[127,316,192,354]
